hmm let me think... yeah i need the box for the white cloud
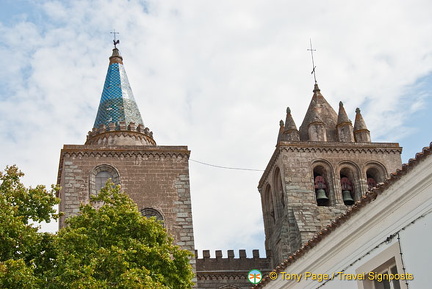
[1,0,432,255]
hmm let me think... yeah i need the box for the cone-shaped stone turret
[86,47,155,146]
[284,107,297,131]
[277,120,285,143]
[353,108,371,143]
[337,101,350,125]
[299,83,338,141]
[280,107,300,142]
[336,101,354,142]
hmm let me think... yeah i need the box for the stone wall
[259,141,402,266]
[196,249,271,289]
[57,144,195,264]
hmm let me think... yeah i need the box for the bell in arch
[316,188,329,201]
[342,190,354,205]
[314,175,329,206]
[367,177,377,190]
[341,177,354,205]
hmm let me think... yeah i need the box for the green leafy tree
[0,165,59,288]
[0,166,194,288]
[50,181,194,289]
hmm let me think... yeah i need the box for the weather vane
[111,29,120,48]
[307,39,317,84]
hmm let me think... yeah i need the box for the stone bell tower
[258,83,402,267]
[57,44,195,259]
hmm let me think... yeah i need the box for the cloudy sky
[1,0,432,258]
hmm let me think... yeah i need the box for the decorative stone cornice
[258,142,402,189]
[61,145,189,158]
[57,145,190,185]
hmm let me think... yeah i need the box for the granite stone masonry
[57,45,404,289]
[258,84,402,267]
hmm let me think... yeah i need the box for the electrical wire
[189,159,264,172]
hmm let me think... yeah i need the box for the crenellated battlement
[85,121,156,146]
[196,249,269,260]
[87,121,154,139]
[196,249,270,272]
[195,249,271,287]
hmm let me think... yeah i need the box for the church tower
[258,83,402,267]
[57,44,195,260]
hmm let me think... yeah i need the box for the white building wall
[397,213,432,289]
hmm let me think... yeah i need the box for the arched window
[313,165,330,206]
[340,176,354,205]
[366,165,386,190]
[273,167,285,218]
[314,174,329,206]
[95,171,112,192]
[141,208,164,225]
[367,177,377,190]
[263,183,275,236]
[339,163,361,203]
[312,162,335,206]
[366,167,384,190]
[89,164,120,196]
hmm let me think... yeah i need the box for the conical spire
[284,107,298,131]
[353,108,371,143]
[337,102,354,142]
[86,47,155,146]
[277,120,285,144]
[299,83,338,141]
[93,48,144,129]
[280,107,300,142]
[337,101,351,125]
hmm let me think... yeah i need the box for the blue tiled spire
[93,48,144,129]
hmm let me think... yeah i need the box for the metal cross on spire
[111,29,120,48]
[308,39,317,84]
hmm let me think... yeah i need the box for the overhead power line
[189,159,264,172]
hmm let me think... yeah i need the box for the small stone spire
[277,120,285,144]
[284,107,296,130]
[337,101,350,125]
[353,108,371,143]
[336,101,354,142]
[280,107,300,142]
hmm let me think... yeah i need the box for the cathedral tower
[57,45,195,259]
[258,83,402,267]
